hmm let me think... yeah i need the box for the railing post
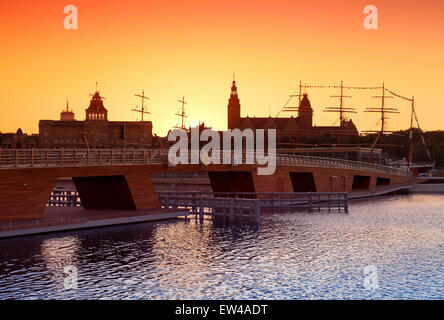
[229,198,234,221]
[144,149,147,165]
[344,193,349,214]
[271,192,274,212]
[308,192,313,213]
[60,149,63,166]
[99,149,102,165]
[15,149,18,167]
[255,199,260,221]
[133,149,136,164]
[328,193,331,212]
[0,148,2,168]
[111,149,114,165]
[46,150,49,167]
[199,196,204,220]
[31,149,34,167]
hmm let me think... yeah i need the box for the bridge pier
[0,165,161,222]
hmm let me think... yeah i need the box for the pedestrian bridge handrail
[0,148,411,177]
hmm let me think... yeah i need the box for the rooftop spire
[231,77,238,96]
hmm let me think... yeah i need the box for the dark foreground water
[0,193,443,299]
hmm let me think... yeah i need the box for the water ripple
[0,193,443,299]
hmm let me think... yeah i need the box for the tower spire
[227,77,241,129]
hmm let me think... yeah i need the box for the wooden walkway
[157,191,349,221]
[46,189,349,222]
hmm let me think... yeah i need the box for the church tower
[298,93,313,128]
[85,89,108,121]
[60,100,75,121]
[84,85,109,148]
[227,79,241,129]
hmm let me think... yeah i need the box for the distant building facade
[227,80,358,144]
[0,129,39,149]
[39,90,153,149]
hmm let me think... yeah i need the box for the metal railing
[275,154,411,177]
[0,149,165,168]
[0,148,411,177]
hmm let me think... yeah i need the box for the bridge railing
[274,154,411,177]
[168,150,411,177]
[0,149,166,168]
[0,148,411,177]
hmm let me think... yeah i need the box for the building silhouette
[0,128,39,149]
[39,88,153,149]
[227,80,358,144]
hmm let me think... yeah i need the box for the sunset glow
[1,0,443,136]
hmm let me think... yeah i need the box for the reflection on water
[0,194,443,299]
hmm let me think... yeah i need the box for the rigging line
[369,120,381,133]
[344,86,383,90]
[331,118,340,127]
[275,95,295,117]
[357,110,370,129]
[302,85,383,90]
[384,88,413,102]
[318,95,334,125]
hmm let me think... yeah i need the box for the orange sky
[1,0,443,136]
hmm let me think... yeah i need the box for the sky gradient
[1,0,443,136]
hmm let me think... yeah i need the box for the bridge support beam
[0,168,58,222]
[0,165,161,222]
[251,168,293,193]
[208,171,256,193]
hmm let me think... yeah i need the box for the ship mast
[175,96,188,130]
[323,80,357,129]
[407,97,415,167]
[277,81,304,117]
[363,82,399,162]
[132,90,150,122]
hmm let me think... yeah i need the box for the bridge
[0,149,413,223]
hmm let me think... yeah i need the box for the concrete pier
[0,207,189,238]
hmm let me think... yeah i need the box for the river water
[0,193,443,299]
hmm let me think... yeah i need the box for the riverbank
[0,207,189,238]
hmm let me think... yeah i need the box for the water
[0,193,443,299]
